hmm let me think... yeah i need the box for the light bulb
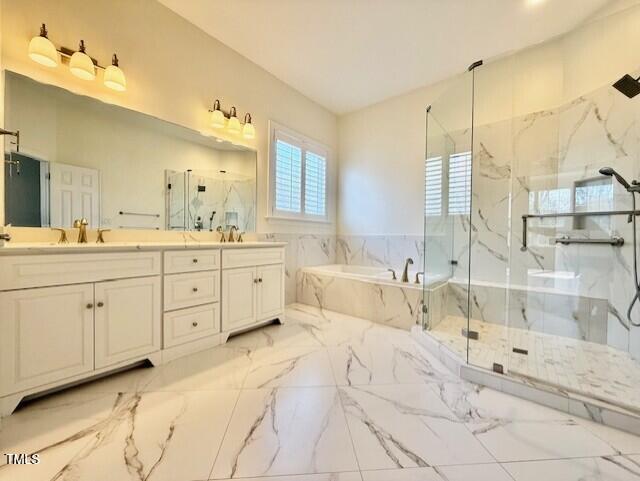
[210,100,226,129]
[104,54,126,91]
[28,24,59,68]
[227,106,241,134]
[69,40,96,80]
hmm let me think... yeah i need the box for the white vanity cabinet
[0,243,285,417]
[94,277,161,369]
[221,248,285,333]
[0,284,95,396]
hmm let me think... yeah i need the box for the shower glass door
[423,70,474,363]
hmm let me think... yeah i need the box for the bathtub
[298,264,447,330]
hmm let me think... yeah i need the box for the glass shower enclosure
[422,27,640,412]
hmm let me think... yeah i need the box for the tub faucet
[415,272,424,284]
[73,218,89,243]
[401,258,414,283]
[387,268,397,281]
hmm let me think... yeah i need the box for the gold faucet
[228,225,238,242]
[97,229,110,244]
[73,218,89,243]
[216,226,226,242]
[51,228,68,244]
[401,258,414,283]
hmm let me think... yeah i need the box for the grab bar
[554,235,624,247]
[119,211,160,218]
[521,210,640,251]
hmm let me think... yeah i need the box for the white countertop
[0,241,287,255]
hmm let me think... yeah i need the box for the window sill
[265,215,332,225]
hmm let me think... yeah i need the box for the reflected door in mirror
[49,163,100,228]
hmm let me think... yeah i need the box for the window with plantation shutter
[274,139,302,213]
[447,152,472,215]
[425,156,443,216]
[304,150,327,217]
[270,122,329,221]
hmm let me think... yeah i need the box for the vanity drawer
[222,248,285,269]
[163,303,220,348]
[0,252,161,291]
[164,249,221,274]
[164,271,219,311]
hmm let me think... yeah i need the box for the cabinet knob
[86,303,94,309]
[192,287,198,292]
[253,278,258,284]
[192,258,198,264]
[258,278,263,283]
[192,321,199,327]
[97,302,104,308]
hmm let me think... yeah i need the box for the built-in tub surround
[0,238,286,418]
[298,264,447,331]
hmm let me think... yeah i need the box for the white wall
[0,0,337,234]
[337,0,640,236]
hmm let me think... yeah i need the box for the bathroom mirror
[3,71,257,232]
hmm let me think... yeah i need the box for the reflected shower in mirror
[3,71,257,231]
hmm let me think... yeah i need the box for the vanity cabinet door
[257,264,285,321]
[222,267,257,332]
[94,277,161,369]
[0,284,94,396]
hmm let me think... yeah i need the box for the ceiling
[159,0,612,114]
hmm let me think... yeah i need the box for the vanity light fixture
[210,100,227,129]
[28,23,127,92]
[242,114,255,139]
[69,40,96,80]
[28,24,59,67]
[227,107,242,135]
[208,99,255,139]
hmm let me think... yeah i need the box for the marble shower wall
[445,79,640,359]
[258,233,337,304]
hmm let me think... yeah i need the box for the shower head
[613,74,640,99]
[599,167,632,190]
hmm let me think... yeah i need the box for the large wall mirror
[3,71,257,232]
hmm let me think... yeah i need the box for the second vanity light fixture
[28,23,127,92]
[209,99,255,139]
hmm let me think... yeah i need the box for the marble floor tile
[503,455,640,480]
[328,338,455,386]
[432,381,617,462]
[1,390,239,481]
[360,467,443,480]
[435,463,514,481]
[340,384,494,470]
[141,346,253,392]
[226,320,326,350]
[215,474,363,481]
[211,387,358,479]
[243,346,336,388]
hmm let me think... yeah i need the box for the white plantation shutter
[270,123,329,220]
[425,156,443,216]
[275,139,302,213]
[304,150,327,217]
[448,152,472,215]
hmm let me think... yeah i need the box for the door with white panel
[0,284,94,396]
[94,276,161,369]
[257,264,284,321]
[222,267,257,331]
[49,162,100,228]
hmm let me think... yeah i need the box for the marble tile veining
[2,304,640,481]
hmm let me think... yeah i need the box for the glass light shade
[69,51,96,80]
[104,64,126,91]
[28,35,59,67]
[227,115,241,134]
[242,122,256,139]
[210,109,226,129]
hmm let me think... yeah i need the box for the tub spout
[387,268,397,281]
[401,258,414,283]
